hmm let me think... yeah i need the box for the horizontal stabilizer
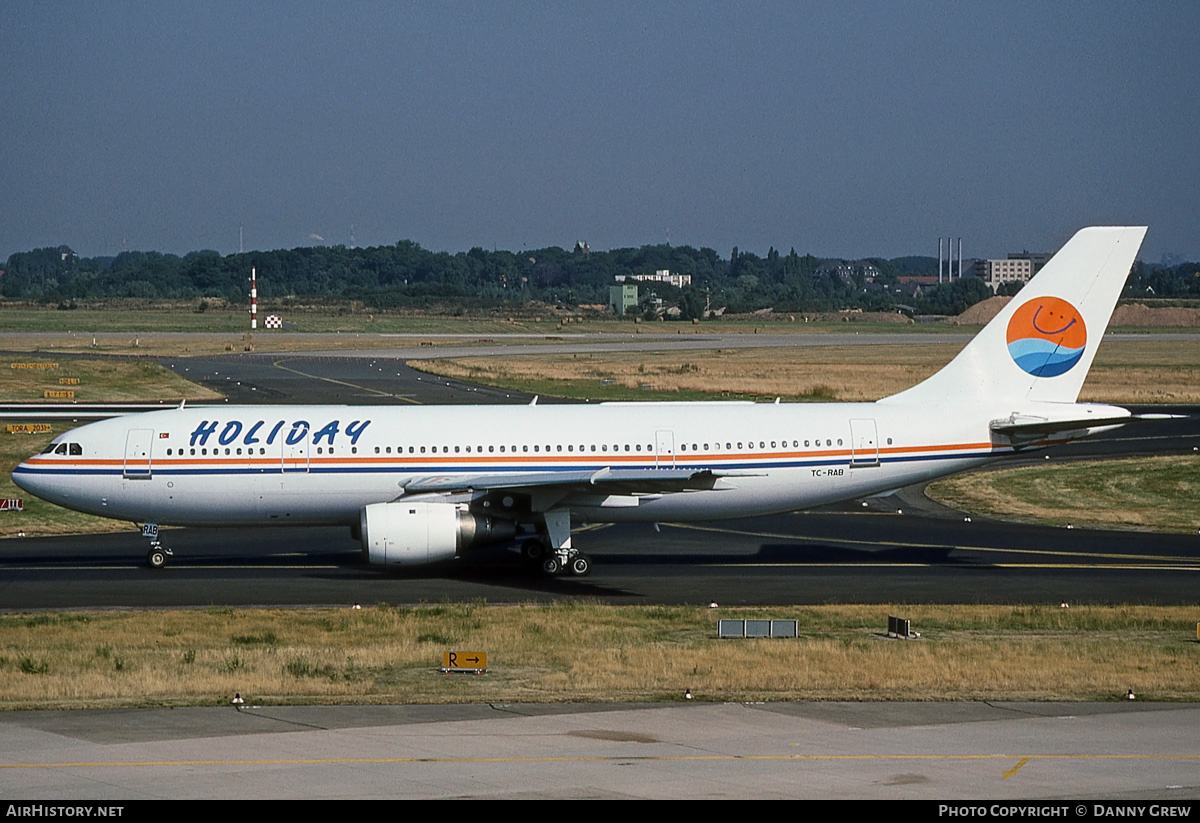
[988,404,1150,444]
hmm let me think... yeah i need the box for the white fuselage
[13,398,1038,528]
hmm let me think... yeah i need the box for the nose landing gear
[141,523,173,569]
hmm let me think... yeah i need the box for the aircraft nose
[12,461,57,504]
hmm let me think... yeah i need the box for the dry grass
[414,339,1200,403]
[928,456,1200,533]
[0,357,221,404]
[0,604,1196,709]
[419,346,956,401]
[1082,340,1200,403]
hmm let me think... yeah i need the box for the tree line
[2,241,1196,317]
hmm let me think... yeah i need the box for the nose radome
[12,463,56,504]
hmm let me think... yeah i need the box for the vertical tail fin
[880,226,1147,406]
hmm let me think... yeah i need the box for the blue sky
[2,1,1197,262]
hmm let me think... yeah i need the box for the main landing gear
[522,508,591,577]
[141,523,173,569]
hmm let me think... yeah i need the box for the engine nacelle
[360,501,516,565]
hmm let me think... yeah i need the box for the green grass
[0,302,991,336]
[928,456,1200,533]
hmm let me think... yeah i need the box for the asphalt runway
[3,507,1200,609]
[2,352,1197,608]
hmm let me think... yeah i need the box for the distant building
[573,241,590,255]
[815,260,882,283]
[615,269,692,289]
[1012,251,1053,273]
[609,283,638,315]
[972,251,1050,290]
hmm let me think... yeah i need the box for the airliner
[13,227,1150,575]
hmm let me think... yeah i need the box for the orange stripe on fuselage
[22,439,1007,474]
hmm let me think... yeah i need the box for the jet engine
[359,501,517,565]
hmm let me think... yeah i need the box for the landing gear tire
[147,548,167,569]
[569,554,592,577]
[542,557,561,576]
[522,539,547,563]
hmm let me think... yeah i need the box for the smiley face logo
[1006,296,1087,377]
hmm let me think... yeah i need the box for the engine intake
[360,501,516,565]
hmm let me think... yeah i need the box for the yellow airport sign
[7,424,52,434]
[43,390,75,399]
[59,377,80,384]
[442,651,487,672]
[11,363,58,369]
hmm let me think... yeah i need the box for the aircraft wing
[401,467,760,496]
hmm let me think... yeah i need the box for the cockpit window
[55,443,69,455]
[42,443,60,454]
[69,443,82,455]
